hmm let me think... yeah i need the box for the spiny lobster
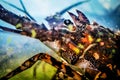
[0,4,120,80]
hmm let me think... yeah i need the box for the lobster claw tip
[68,11,78,21]
[76,10,90,24]
[76,9,82,14]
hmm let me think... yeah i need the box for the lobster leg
[0,26,32,36]
[0,4,48,30]
[52,69,87,80]
[0,53,84,80]
[52,69,75,80]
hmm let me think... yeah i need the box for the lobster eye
[64,19,73,25]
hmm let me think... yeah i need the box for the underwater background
[0,0,120,80]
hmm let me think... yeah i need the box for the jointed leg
[0,53,84,80]
[0,26,30,36]
[0,26,22,33]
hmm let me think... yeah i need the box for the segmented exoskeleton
[0,4,120,80]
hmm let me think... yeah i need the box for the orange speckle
[68,43,80,54]
[117,69,120,76]
[94,71,101,80]
[61,64,66,73]
[43,54,52,64]
[81,34,93,44]
[100,42,104,46]
[81,37,88,43]
[107,64,113,70]
[61,48,66,51]
[93,52,99,60]
[86,25,92,30]
[101,73,107,79]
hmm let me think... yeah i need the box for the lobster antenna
[19,0,36,21]
[1,0,36,21]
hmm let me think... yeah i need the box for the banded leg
[0,26,30,36]
[0,53,84,80]
[52,69,76,80]
[52,69,87,80]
